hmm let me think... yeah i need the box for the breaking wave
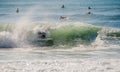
[0,22,120,48]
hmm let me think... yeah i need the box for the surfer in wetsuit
[88,6,92,9]
[87,11,91,14]
[60,16,67,19]
[61,5,65,8]
[16,8,19,13]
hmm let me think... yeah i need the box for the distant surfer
[88,6,92,9]
[87,11,91,14]
[16,8,19,13]
[61,5,65,8]
[60,16,67,19]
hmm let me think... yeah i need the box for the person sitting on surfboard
[61,5,65,8]
[16,8,19,13]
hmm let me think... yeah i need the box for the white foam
[0,59,120,72]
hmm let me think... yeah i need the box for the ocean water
[0,0,120,72]
[0,0,120,28]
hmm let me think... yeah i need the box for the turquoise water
[0,0,120,28]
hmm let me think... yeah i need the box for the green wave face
[49,26,100,46]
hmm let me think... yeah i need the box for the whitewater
[0,0,120,72]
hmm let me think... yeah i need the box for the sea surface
[0,0,120,28]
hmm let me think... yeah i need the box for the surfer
[61,5,65,8]
[87,11,91,14]
[60,16,67,19]
[88,6,92,9]
[37,32,46,39]
[16,8,19,13]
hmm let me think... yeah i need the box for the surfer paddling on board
[60,16,67,19]
[16,8,19,13]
